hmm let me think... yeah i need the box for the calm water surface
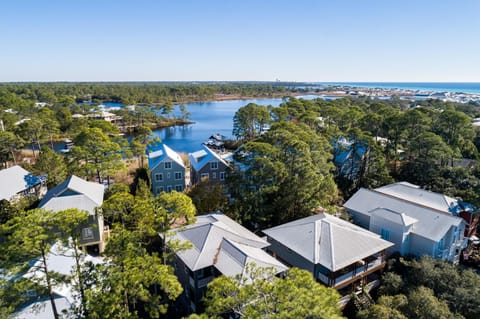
[152,96,319,153]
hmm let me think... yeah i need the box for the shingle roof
[171,212,286,276]
[38,175,104,215]
[0,165,42,201]
[148,143,185,170]
[375,182,459,214]
[188,145,229,172]
[344,188,464,242]
[263,213,393,272]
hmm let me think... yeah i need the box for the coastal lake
[145,95,322,154]
[50,95,324,154]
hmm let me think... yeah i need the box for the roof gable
[172,213,282,275]
[0,165,42,201]
[188,146,229,172]
[38,175,104,214]
[148,143,185,171]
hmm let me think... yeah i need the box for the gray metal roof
[148,143,185,171]
[263,213,393,272]
[370,208,418,226]
[172,212,286,275]
[38,175,104,215]
[188,145,229,172]
[344,188,464,242]
[375,182,458,214]
[0,165,42,201]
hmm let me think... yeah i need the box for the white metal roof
[344,188,464,242]
[263,213,393,272]
[369,208,418,226]
[171,213,286,276]
[148,143,185,170]
[0,165,42,201]
[375,182,458,214]
[38,175,104,215]
[188,145,229,172]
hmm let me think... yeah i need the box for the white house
[344,183,468,263]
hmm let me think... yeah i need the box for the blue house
[148,143,186,195]
[332,137,368,180]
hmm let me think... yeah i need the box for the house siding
[151,159,185,195]
[369,215,413,255]
[191,161,228,186]
[266,237,315,273]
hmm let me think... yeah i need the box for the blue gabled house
[148,143,186,195]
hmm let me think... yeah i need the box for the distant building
[170,212,287,313]
[148,143,186,195]
[263,213,393,290]
[0,165,47,203]
[38,175,107,253]
[188,146,230,186]
[87,111,122,124]
[344,182,469,263]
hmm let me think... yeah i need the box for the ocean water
[320,82,480,94]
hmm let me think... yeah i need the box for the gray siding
[151,159,186,195]
[266,237,315,273]
[191,160,228,185]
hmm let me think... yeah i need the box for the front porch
[317,251,387,290]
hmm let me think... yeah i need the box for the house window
[155,173,163,181]
[164,161,172,169]
[82,227,94,240]
[210,162,218,169]
[167,172,171,179]
[380,228,390,241]
[220,172,225,181]
[212,172,217,179]
[167,185,172,192]
[156,186,164,194]
[201,173,209,180]
[175,185,183,192]
[175,172,182,180]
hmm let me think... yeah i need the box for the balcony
[318,255,385,289]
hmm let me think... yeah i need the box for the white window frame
[210,161,218,169]
[220,172,225,181]
[167,172,171,179]
[164,161,172,169]
[156,186,164,194]
[155,173,163,181]
[175,185,183,192]
[175,172,182,180]
[167,185,172,192]
[82,227,94,240]
[212,172,217,179]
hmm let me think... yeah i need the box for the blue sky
[1,0,479,82]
